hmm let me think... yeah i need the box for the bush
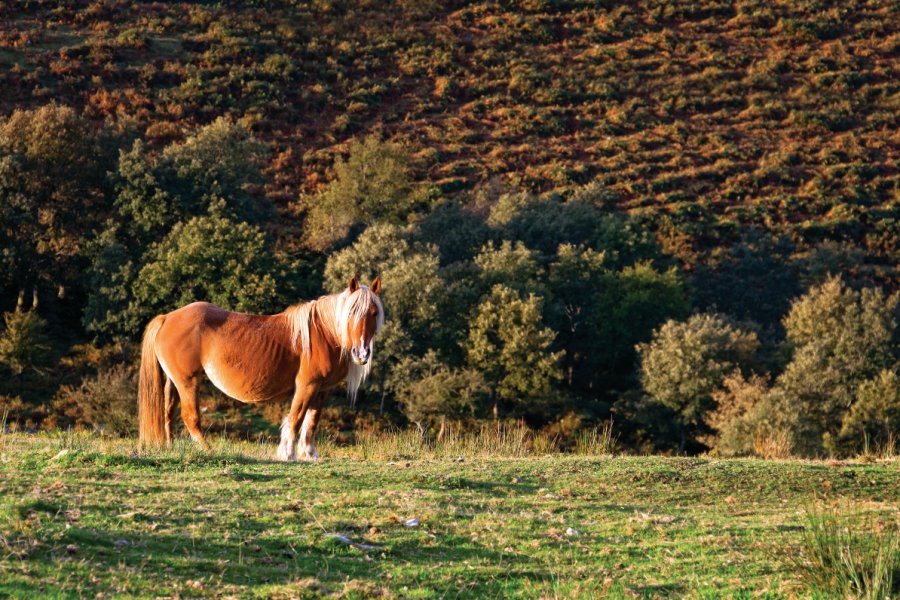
[53,365,137,437]
[705,372,795,458]
[0,310,52,375]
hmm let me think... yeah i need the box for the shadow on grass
[9,519,533,596]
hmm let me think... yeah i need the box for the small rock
[113,539,130,547]
[454,457,464,462]
[50,449,70,461]
[402,518,420,528]
[66,544,78,554]
[565,527,581,536]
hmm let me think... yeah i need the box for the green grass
[0,433,897,598]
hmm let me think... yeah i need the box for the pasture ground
[0,433,897,598]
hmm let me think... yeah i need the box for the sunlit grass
[795,502,900,599]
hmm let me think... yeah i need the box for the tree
[85,211,284,339]
[114,118,270,240]
[391,350,487,434]
[777,277,898,455]
[414,200,492,265]
[474,240,544,297]
[486,188,654,264]
[466,284,564,419]
[692,230,799,337]
[545,247,689,407]
[0,103,106,305]
[638,314,760,451]
[133,212,280,317]
[86,120,273,339]
[838,370,900,452]
[302,135,418,249]
[0,310,52,376]
[704,372,796,458]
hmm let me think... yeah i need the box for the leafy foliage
[302,135,418,250]
[466,285,564,419]
[0,310,52,376]
[778,277,898,455]
[638,314,760,450]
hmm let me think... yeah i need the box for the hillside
[1,433,898,597]
[1,0,897,272]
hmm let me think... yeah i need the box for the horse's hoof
[276,444,296,462]
[298,450,320,462]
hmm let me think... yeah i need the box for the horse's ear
[371,276,382,295]
[348,275,359,293]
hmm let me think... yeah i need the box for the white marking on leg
[297,411,319,461]
[277,416,296,462]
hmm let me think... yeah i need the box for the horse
[137,276,384,461]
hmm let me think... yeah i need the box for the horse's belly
[203,359,295,403]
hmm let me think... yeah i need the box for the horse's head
[339,275,384,366]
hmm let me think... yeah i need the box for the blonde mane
[284,285,384,404]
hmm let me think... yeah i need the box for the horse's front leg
[298,392,325,461]
[278,381,318,462]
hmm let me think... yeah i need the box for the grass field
[0,433,897,598]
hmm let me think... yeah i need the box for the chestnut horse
[137,276,384,460]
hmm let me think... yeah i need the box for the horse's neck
[311,303,343,354]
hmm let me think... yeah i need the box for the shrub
[53,365,137,437]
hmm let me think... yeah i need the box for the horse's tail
[138,315,167,445]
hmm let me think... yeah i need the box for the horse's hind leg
[164,378,179,444]
[175,378,211,450]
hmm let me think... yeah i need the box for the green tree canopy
[638,313,760,450]
[0,103,106,301]
[466,284,564,419]
[302,135,418,249]
[777,276,898,455]
[114,118,270,240]
[132,212,280,320]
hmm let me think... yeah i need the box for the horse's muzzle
[350,346,371,365]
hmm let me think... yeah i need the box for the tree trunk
[378,372,386,417]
